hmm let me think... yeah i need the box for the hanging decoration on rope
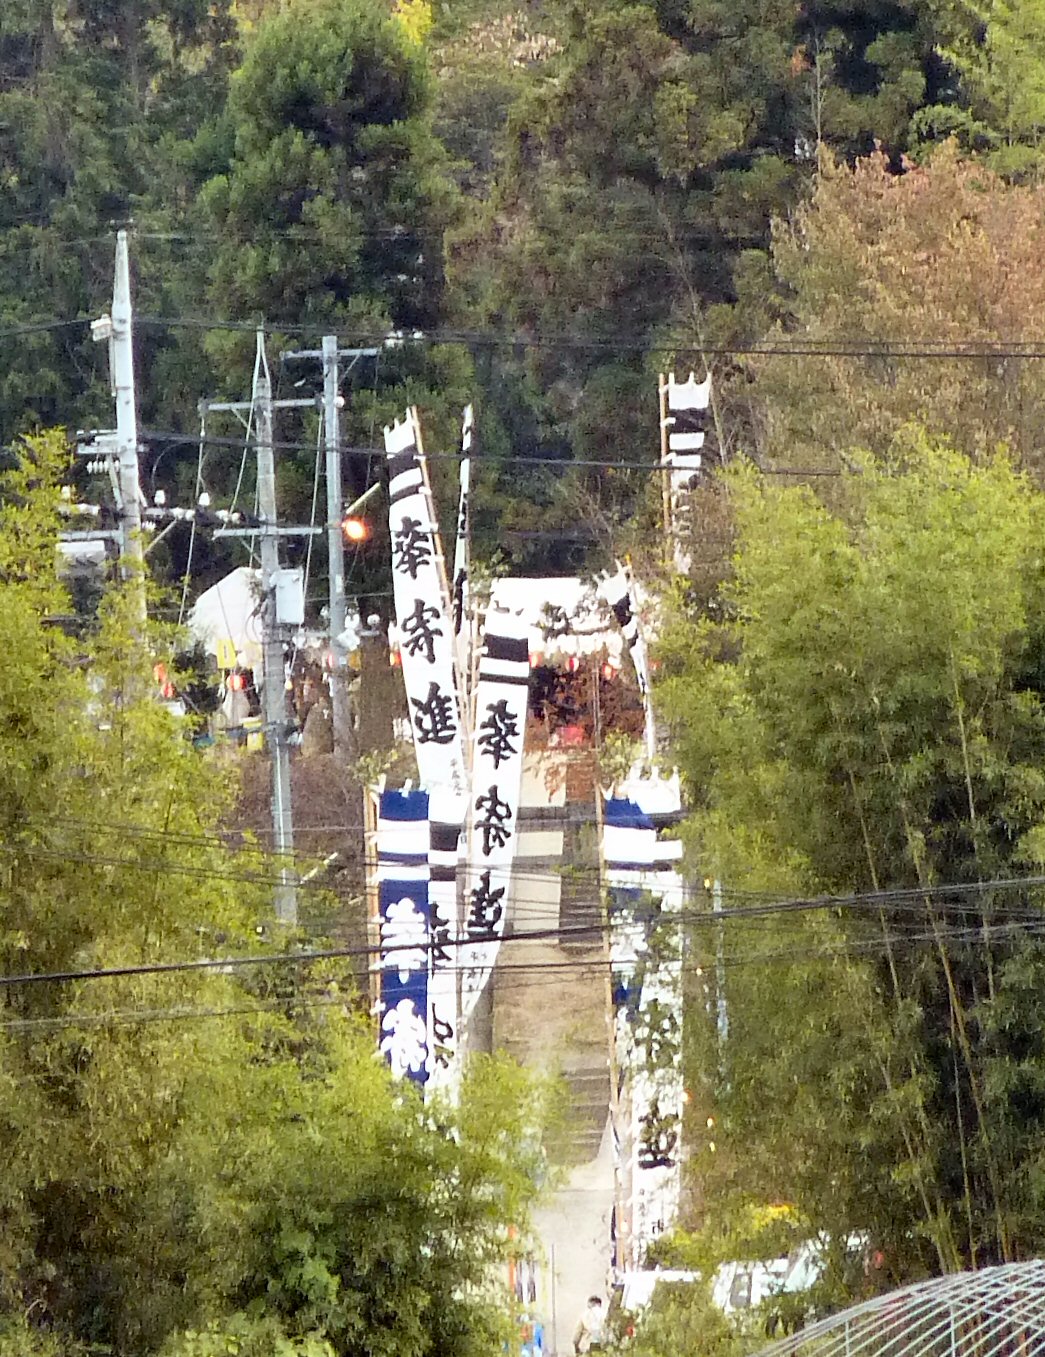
[602,770,685,1269]
[461,606,531,1020]
[377,787,431,1086]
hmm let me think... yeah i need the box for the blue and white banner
[378,788,431,1086]
[602,770,685,1268]
[385,413,468,1089]
[461,607,530,1022]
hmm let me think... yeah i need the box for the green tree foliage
[738,145,1045,482]
[447,0,946,569]
[0,1,239,438]
[660,434,1045,1275]
[0,431,553,1355]
[915,0,1045,178]
[625,1281,742,1357]
[201,0,456,334]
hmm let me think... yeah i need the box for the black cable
[7,912,1045,1036]
[136,316,1045,360]
[140,427,838,475]
[8,309,1045,362]
[2,871,1045,993]
[0,317,95,341]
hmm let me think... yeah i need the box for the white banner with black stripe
[663,370,711,491]
[427,812,462,1093]
[661,371,712,573]
[460,607,530,1022]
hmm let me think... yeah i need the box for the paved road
[533,1115,615,1357]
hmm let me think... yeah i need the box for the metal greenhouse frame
[758,1260,1045,1357]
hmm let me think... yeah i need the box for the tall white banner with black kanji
[385,414,467,1090]
[385,415,468,799]
[461,607,530,1021]
[602,770,685,1268]
[426,811,461,1094]
[451,405,473,690]
[377,788,431,1087]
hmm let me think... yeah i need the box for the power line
[15,813,1045,915]
[8,308,1045,362]
[141,427,840,476]
[137,315,1045,360]
[1,868,1044,994]
[6,910,1045,1037]
[0,317,95,341]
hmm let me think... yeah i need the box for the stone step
[550,1060,610,1166]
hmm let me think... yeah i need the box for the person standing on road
[573,1295,605,1354]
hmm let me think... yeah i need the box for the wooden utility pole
[322,334,350,752]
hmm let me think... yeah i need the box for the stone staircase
[493,750,610,1170]
[558,807,602,950]
[556,1055,610,1166]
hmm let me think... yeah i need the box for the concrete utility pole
[322,335,350,751]
[201,369,325,927]
[91,229,145,624]
[254,332,297,926]
[283,337,379,755]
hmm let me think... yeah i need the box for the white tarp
[187,566,263,671]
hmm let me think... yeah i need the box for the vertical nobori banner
[385,414,467,1087]
[461,607,530,1022]
[385,414,468,799]
[599,564,656,760]
[660,371,711,573]
[427,813,461,1094]
[603,792,657,1271]
[378,788,431,1086]
[602,772,685,1269]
